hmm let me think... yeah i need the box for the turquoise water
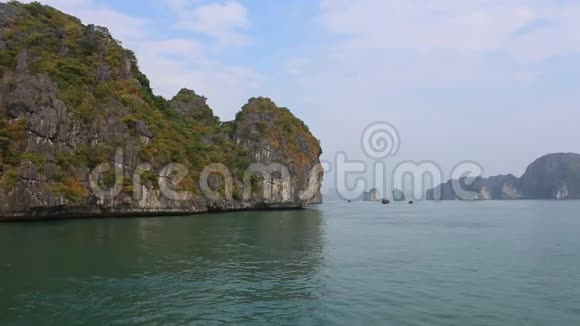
[1,201,580,325]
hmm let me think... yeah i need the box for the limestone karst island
[0,2,322,220]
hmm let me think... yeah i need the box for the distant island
[0,2,322,220]
[362,188,381,201]
[321,187,408,203]
[427,153,580,200]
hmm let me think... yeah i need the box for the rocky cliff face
[0,2,322,220]
[233,97,323,208]
[392,189,406,201]
[519,153,580,199]
[426,153,580,200]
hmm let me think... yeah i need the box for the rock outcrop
[233,97,323,208]
[392,189,406,201]
[519,153,580,199]
[169,88,219,125]
[362,188,381,201]
[426,153,580,200]
[0,2,322,220]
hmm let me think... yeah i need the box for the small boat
[408,200,414,204]
[382,199,390,204]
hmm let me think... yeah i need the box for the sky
[27,0,580,191]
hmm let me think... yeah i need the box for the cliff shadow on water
[0,208,327,321]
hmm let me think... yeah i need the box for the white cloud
[170,1,250,48]
[132,0,261,117]
[134,43,264,118]
[140,39,205,60]
[274,0,580,185]
[136,1,261,116]
[164,0,193,12]
[277,0,580,106]
[319,0,580,64]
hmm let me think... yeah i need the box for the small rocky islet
[0,2,323,220]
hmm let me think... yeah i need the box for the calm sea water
[1,201,580,325]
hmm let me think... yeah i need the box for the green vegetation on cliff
[0,1,321,213]
[234,97,321,174]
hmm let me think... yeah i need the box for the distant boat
[408,200,414,204]
[382,199,390,204]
